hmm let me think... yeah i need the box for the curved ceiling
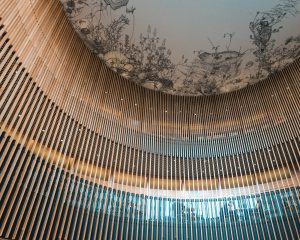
[1,1,300,239]
[61,0,300,96]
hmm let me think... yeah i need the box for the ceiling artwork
[61,0,300,96]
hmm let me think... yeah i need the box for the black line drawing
[104,0,129,10]
[61,0,300,96]
[249,0,300,76]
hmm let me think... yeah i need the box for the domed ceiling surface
[61,0,300,96]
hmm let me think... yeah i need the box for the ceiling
[61,0,300,96]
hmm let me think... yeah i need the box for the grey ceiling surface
[61,0,300,96]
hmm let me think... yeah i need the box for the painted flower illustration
[104,0,129,10]
[61,0,300,96]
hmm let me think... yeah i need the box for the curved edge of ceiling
[1,0,300,156]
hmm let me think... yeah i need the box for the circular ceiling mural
[61,0,300,96]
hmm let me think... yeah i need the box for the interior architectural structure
[0,0,299,239]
